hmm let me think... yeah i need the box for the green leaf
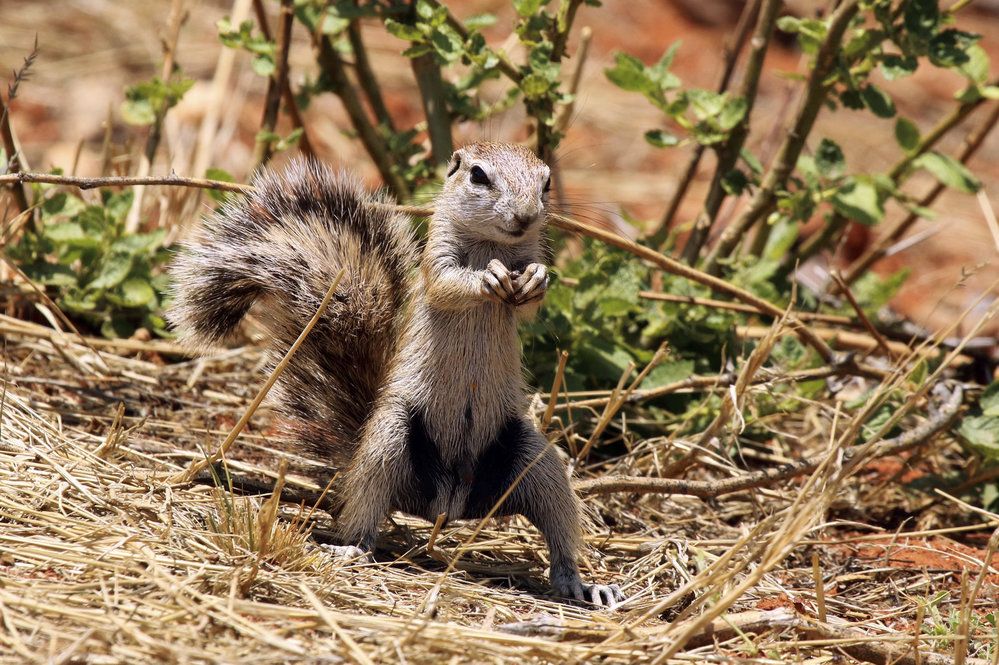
[957,416,999,462]
[958,44,989,84]
[980,381,999,417]
[894,118,920,152]
[604,53,653,93]
[251,55,275,77]
[903,0,939,39]
[23,263,78,287]
[740,148,763,174]
[721,169,749,196]
[831,177,884,226]
[120,277,156,307]
[644,129,679,148]
[880,54,917,80]
[860,84,896,118]
[464,13,497,31]
[121,98,156,126]
[762,216,799,262]
[101,317,137,340]
[112,229,167,254]
[718,96,747,130]
[88,254,133,290]
[815,138,845,178]
[776,16,802,33]
[513,0,544,17]
[928,29,979,69]
[914,152,980,193]
[385,19,424,42]
[643,360,694,389]
[43,222,86,244]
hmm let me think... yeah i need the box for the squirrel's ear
[446,153,461,178]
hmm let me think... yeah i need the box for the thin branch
[843,102,999,283]
[253,0,294,169]
[347,20,396,132]
[679,0,781,263]
[653,0,775,250]
[550,212,840,364]
[0,36,39,214]
[411,53,453,166]
[251,0,316,158]
[574,382,962,497]
[639,290,852,325]
[830,271,896,359]
[703,0,861,274]
[0,172,252,193]
[554,25,592,135]
[314,34,409,199]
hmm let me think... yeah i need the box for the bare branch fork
[703,0,861,274]
[649,0,763,248]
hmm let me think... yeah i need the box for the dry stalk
[541,349,569,432]
[168,268,344,483]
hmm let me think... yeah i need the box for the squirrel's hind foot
[319,544,374,563]
[553,574,625,609]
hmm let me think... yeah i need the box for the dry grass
[1,307,997,664]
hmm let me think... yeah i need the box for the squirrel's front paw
[480,259,517,304]
[513,263,548,305]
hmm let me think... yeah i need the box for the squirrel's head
[437,142,551,245]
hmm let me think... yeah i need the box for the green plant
[6,185,172,338]
[605,0,992,275]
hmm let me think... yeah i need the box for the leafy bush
[7,186,171,338]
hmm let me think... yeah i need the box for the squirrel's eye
[469,165,490,186]
[447,156,461,177]
[543,176,551,193]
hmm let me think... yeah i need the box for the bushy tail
[169,159,417,462]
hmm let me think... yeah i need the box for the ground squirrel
[169,142,623,607]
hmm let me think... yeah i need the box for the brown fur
[169,144,622,606]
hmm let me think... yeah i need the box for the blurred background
[1,0,996,334]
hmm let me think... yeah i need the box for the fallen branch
[574,382,962,497]
[0,171,252,193]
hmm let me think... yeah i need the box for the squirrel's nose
[514,214,537,228]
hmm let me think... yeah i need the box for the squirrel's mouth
[504,227,527,238]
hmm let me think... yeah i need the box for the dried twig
[251,0,315,157]
[679,0,780,262]
[252,0,294,169]
[0,171,252,193]
[0,36,39,213]
[575,382,962,497]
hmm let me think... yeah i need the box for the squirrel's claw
[553,575,624,609]
[481,271,508,304]
[482,259,520,303]
[514,263,548,304]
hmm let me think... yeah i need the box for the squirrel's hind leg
[500,423,624,608]
[334,400,412,553]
